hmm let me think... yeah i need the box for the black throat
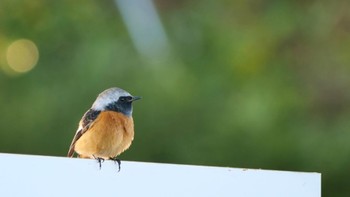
[105,101,132,116]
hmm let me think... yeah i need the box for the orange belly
[74,111,134,159]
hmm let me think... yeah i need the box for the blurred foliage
[1,0,350,196]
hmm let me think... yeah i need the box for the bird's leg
[93,155,105,169]
[97,158,105,169]
[110,157,121,172]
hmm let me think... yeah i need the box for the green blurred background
[1,0,349,195]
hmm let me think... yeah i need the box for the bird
[67,87,141,171]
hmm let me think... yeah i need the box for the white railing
[0,153,321,197]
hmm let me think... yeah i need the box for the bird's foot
[93,155,105,169]
[110,157,121,172]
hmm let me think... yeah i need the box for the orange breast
[74,111,134,159]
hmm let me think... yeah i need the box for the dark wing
[67,109,101,157]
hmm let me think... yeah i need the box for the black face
[118,96,133,103]
[105,96,134,116]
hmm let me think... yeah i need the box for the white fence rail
[0,153,321,197]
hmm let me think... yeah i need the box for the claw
[110,157,121,172]
[93,155,105,169]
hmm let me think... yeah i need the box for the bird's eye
[126,96,132,101]
[119,96,132,102]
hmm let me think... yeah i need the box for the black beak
[131,96,142,101]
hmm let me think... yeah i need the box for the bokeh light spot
[6,39,39,73]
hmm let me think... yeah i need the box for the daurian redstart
[67,87,141,170]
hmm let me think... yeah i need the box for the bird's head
[91,87,141,116]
